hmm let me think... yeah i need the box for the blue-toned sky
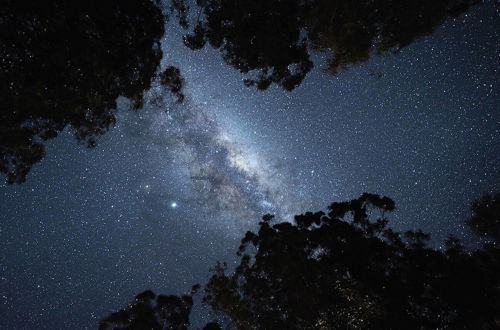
[1,1,499,329]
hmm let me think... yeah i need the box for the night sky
[1,1,499,329]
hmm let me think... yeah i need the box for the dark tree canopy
[184,0,480,90]
[467,193,500,243]
[0,0,165,184]
[183,0,314,91]
[102,193,500,329]
[306,0,481,74]
[99,285,222,330]
[99,287,199,330]
[160,66,186,103]
[204,193,500,329]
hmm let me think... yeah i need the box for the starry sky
[1,1,499,329]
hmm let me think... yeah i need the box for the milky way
[0,2,498,329]
[118,81,309,234]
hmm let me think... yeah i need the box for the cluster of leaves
[467,192,500,243]
[1,0,481,185]
[306,0,480,74]
[168,0,190,29]
[160,66,186,103]
[184,0,480,90]
[204,193,499,329]
[0,0,168,184]
[99,286,199,330]
[103,193,500,329]
[183,0,314,91]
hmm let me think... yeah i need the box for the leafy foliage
[306,0,480,74]
[0,0,165,184]
[99,286,199,330]
[168,0,190,29]
[183,0,314,91]
[467,192,500,243]
[101,193,500,329]
[184,0,480,90]
[204,193,500,329]
[160,66,186,103]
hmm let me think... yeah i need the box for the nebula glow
[116,83,310,234]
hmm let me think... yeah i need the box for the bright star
[171,202,178,208]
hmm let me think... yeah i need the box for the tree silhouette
[306,0,480,74]
[467,192,500,244]
[101,193,500,329]
[184,0,480,90]
[99,286,199,330]
[204,193,500,329]
[0,0,165,184]
[160,66,186,103]
[183,0,313,91]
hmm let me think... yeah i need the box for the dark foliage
[204,193,500,329]
[306,0,480,74]
[184,0,480,90]
[0,0,165,184]
[99,286,199,330]
[467,193,500,243]
[183,0,314,91]
[101,193,500,329]
[160,66,186,103]
[168,0,190,29]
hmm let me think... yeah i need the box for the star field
[0,1,498,329]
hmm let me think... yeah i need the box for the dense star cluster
[0,1,498,329]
